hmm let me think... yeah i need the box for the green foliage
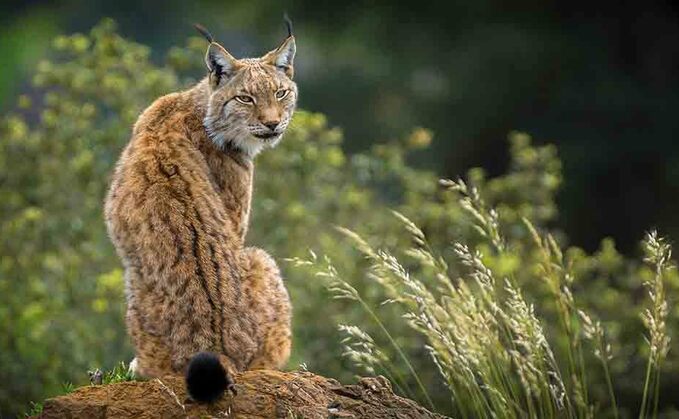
[1,19,677,417]
[293,193,674,417]
[102,361,135,384]
[60,382,75,394]
[23,401,43,417]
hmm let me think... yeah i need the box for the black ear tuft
[204,43,238,86]
[194,23,214,43]
[283,13,293,38]
[186,352,230,403]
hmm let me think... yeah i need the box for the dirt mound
[39,369,444,418]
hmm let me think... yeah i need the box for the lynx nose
[263,121,280,131]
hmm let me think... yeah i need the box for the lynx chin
[104,22,296,403]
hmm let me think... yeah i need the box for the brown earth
[38,369,445,418]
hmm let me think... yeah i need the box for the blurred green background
[1,0,679,417]
[3,0,679,254]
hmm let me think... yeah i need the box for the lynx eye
[275,89,289,100]
[235,95,254,104]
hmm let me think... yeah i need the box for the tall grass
[638,232,672,419]
[289,178,674,418]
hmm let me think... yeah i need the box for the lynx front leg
[240,247,292,370]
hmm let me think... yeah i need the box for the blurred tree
[2,0,679,254]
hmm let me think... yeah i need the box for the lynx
[104,22,297,402]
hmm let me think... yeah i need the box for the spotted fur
[104,29,296,384]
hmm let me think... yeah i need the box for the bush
[1,19,677,417]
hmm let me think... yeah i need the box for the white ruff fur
[203,107,286,159]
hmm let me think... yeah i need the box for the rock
[39,369,445,418]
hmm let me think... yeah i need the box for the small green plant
[102,361,135,384]
[21,382,74,416]
[24,401,43,417]
[61,381,75,394]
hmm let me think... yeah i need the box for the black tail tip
[185,352,231,403]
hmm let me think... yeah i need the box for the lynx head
[198,22,297,158]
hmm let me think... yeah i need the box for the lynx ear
[205,43,239,87]
[263,36,296,79]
